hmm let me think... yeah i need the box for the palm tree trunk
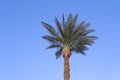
[64,55,70,80]
[63,47,70,80]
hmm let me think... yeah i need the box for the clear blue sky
[0,0,120,80]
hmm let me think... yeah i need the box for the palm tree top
[41,13,97,59]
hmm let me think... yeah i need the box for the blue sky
[0,0,120,80]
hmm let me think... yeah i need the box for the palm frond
[71,14,78,28]
[78,29,95,38]
[62,13,65,29]
[73,22,91,40]
[64,14,73,35]
[47,44,61,49]
[76,45,88,55]
[71,45,87,55]
[66,13,72,26]
[79,39,94,45]
[42,35,56,43]
[77,23,90,33]
[55,48,63,59]
[54,17,64,37]
[73,21,85,36]
[41,22,56,35]
[42,35,63,43]
[85,36,98,40]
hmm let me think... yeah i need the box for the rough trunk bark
[64,56,70,80]
[63,47,70,80]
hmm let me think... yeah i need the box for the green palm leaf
[71,14,78,29]
[54,17,64,37]
[47,44,61,49]
[55,48,63,59]
[41,22,57,36]
[62,14,65,29]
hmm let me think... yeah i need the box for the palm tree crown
[41,14,97,59]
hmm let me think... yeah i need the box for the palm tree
[41,13,97,80]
